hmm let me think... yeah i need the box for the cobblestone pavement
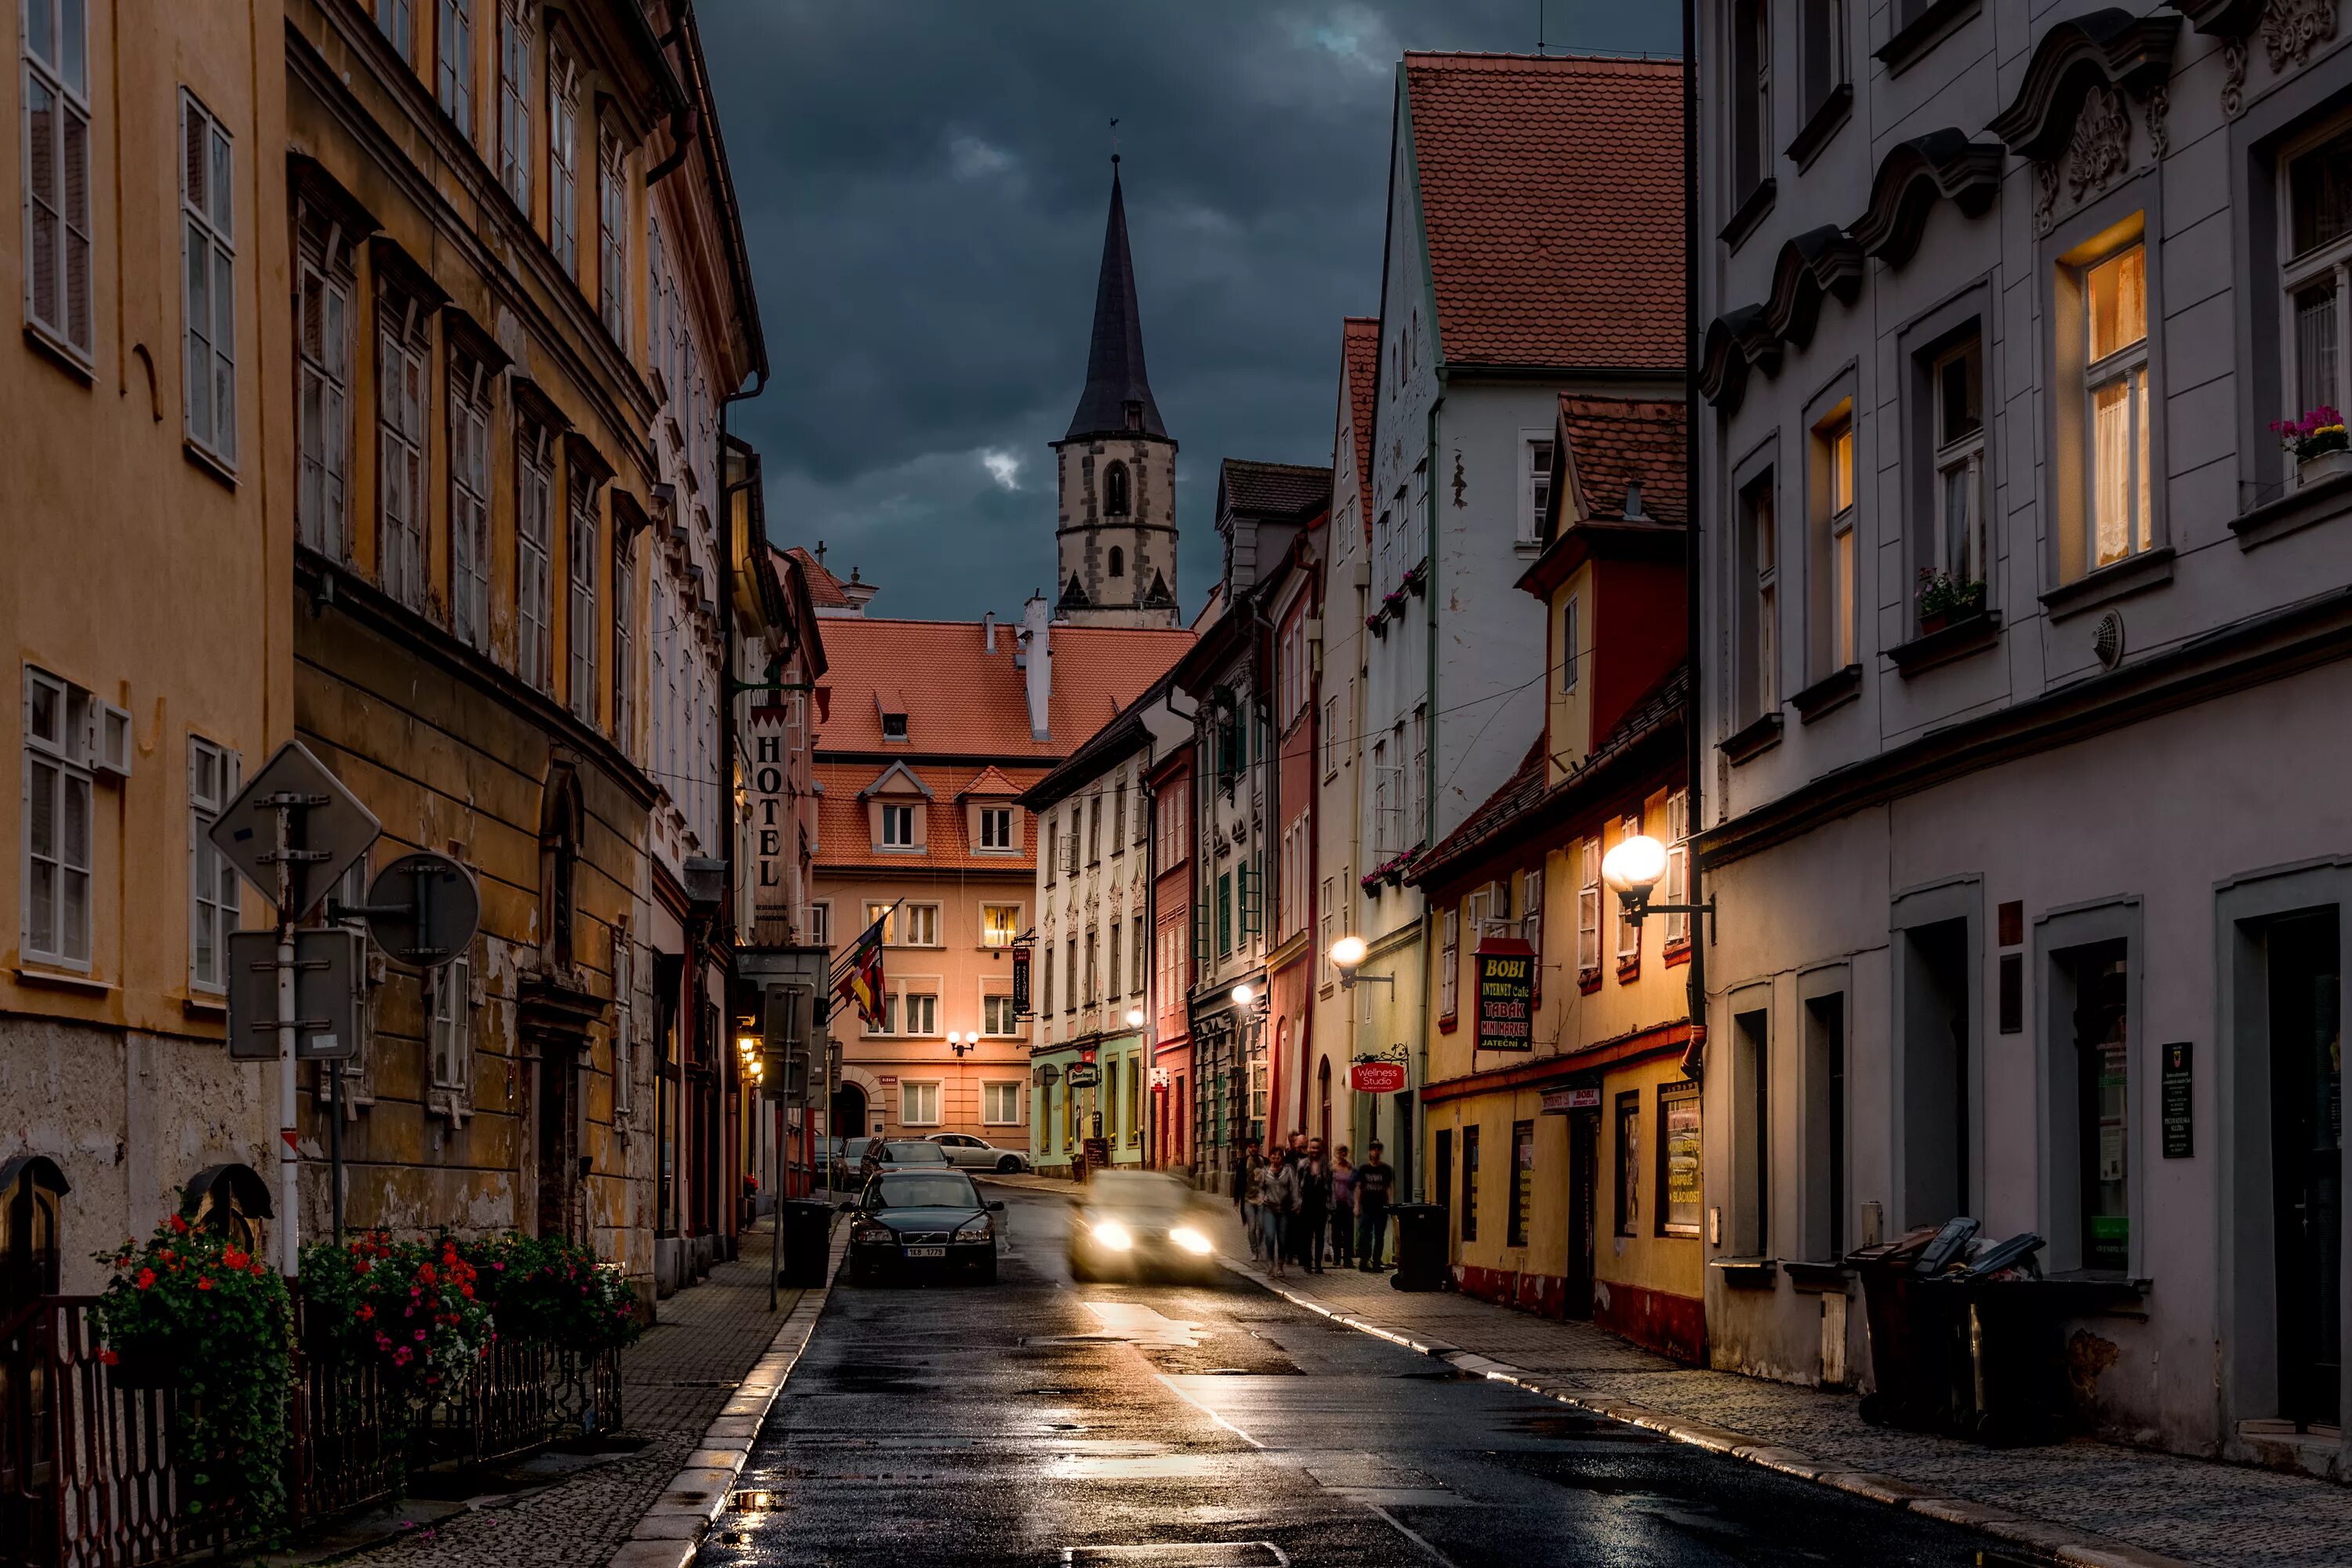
[989,1178,2352,1568]
[332,1224,804,1568]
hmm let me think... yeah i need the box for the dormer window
[881,711,908,742]
[1123,400,1143,431]
[880,804,915,847]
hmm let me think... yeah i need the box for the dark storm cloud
[699,2,1681,622]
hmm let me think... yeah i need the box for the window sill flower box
[1381,588,1410,618]
[1403,561,1429,596]
[2275,405,2350,489]
[2299,448,2352,488]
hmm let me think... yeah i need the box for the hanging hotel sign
[1010,945,1032,1015]
[748,716,790,908]
[1474,936,1536,1052]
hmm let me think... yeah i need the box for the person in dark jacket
[1294,1140,1330,1273]
[1354,1142,1395,1271]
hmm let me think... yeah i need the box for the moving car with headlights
[1066,1171,1219,1283]
[842,1169,1004,1285]
[926,1132,1032,1174]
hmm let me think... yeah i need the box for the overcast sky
[699,2,1681,623]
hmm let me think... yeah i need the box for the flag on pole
[834,914,887,1029]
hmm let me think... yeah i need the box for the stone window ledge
[2041,547,2175,622]
[1888,610,2002,677]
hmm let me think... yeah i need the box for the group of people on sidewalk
[1232,1134,1396,1279]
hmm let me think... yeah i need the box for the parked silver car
[925,1133,1031,1174]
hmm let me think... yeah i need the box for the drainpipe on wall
[1679,0,1708,1083]
[1413,391,1443,1200]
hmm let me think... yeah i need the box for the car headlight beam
[955,1218,993,1241]
[1091,1220,1133,1251]
[1169,1226,1212,1256]
[851,1221,895,1243]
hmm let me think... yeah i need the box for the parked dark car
[1067,1171,1218,1283]
[842,1169,1004,1285]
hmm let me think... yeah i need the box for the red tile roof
[1342,317,1379,532]
[1559,397,1687,525]
[814,617,1193,758]
[1403,53,1683,370]
[958,765,1022,799]
[815,759,1049,871]
[782,546,851,609]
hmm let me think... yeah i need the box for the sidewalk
[319,1218,826,1568]
[1200,1202,2350,1568]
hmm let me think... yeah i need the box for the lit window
[2084,244,2151,569]
[1818,413,1856,669]
[902,904,939,946]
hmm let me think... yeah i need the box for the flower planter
[1918,611,1949,636]
[2298,448,2352,488]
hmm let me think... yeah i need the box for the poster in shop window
[1475,936,1536,1052]
[1661,1083,1702,1236]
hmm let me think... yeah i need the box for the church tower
[1052,161,1179,628]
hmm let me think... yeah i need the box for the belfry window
[1104,459,1131,517]
[1109,546,1125,578]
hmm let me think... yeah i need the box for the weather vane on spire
[1110,116,1120,165]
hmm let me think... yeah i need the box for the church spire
[1064,162,1166,441]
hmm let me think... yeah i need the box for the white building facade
[1695,0,2352,1468]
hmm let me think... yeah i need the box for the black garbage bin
[1848,1227,1958,1429]
[777,1198,834,1288]
[1388,1203,1450,1292]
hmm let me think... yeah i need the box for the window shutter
[1577,838,1601,974]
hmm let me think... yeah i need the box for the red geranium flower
[135,1269,157,1290]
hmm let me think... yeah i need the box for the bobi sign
[1475,937,1536,1052]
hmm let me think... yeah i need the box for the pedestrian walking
[1260,1149,1300,1277]
[1235,1148,1265,1261]
[1355,1141,1394,1271]
[1295,1140,1330,1274]
[859,1134,888,1187]
[1328,1146,1356,1269]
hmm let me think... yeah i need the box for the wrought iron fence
[4,1298,624,1568]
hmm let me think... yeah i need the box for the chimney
[982,611,996,653]
[1022,593,1052,742]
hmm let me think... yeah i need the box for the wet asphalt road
[695,1185,2020,1568]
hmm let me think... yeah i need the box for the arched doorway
[832,1082,869,1144]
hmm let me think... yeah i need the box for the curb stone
[1219,1255,2202,1568]
[604,1222,847,1568]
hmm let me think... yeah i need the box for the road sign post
[210,742,381,1276]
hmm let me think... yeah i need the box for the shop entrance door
[1566,1107,1599,1318]
[2270,910,2342,1431]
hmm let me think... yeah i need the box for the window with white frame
[808,902,830,947]
[497,0,532,210]
[880,803,915,848]
[449,355,492,649]
[1933,336,1986,603]
[187,738,240,993]
[1374,508,1393,588]
[1521,864,1544,956]
[517,421,554,690]
[1439,906,1460,1017]
[567,466,599,721]
[430,953,473,1091]
[1409,707,1428,843]
[978,805,1014,851]
[22,668,93,970]
[1524,437,1555,543]
[902,903,940,947]
[597,127,626,341]
[866,989,898,1036]
[1132,913,1145,994]
[180,93,237,468]
[902,993,938,1037]
[1323,696,1340,779]
[1412,462,1432,564]
[377,287,429,609]
[379,0,416,62]
[863,902,897,946]
[21,0,93,358]
[547,44,579,274]
[612,937,633,1116]
[1615,815,1642,968]
[1817,411,1857,670]
[982,1081,1021,1124]
[611,530,633,747]
[1085,930,1099,1002]
[982,993,1020,1036]
[437,0,474,133]
[1664,789,1691,949]
[2082,243,2151,571]
[296,233,352,557]
[1318,890,1334,987]
[902,1080,942,1125]
[1107,922,1123,1000]
[1560,595,1579,692]
[2284,118,2352,433]
[1577,837,1601,976]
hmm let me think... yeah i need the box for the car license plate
[904,1246,946,1258]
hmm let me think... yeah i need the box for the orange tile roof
[958,766,1022,798]
[815,759,1050,872]
[1342,317,1379,531]
[1403,53,1683,370]
[814,616,1193,758]
[782,546,851,609]
[1559,396,1687,524]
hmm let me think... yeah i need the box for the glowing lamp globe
[1328,935,1369,970]
[1601,834,1670,898]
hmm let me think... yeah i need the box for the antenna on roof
[1537,0,1545,54]
[1109,116,1120,166]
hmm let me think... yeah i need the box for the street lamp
[1327,935,1393,990]
[1124,1007,1145,1028]
[1600,834,1712,931]
[947,1031,975,1058]
[1231,983,1255,1005]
